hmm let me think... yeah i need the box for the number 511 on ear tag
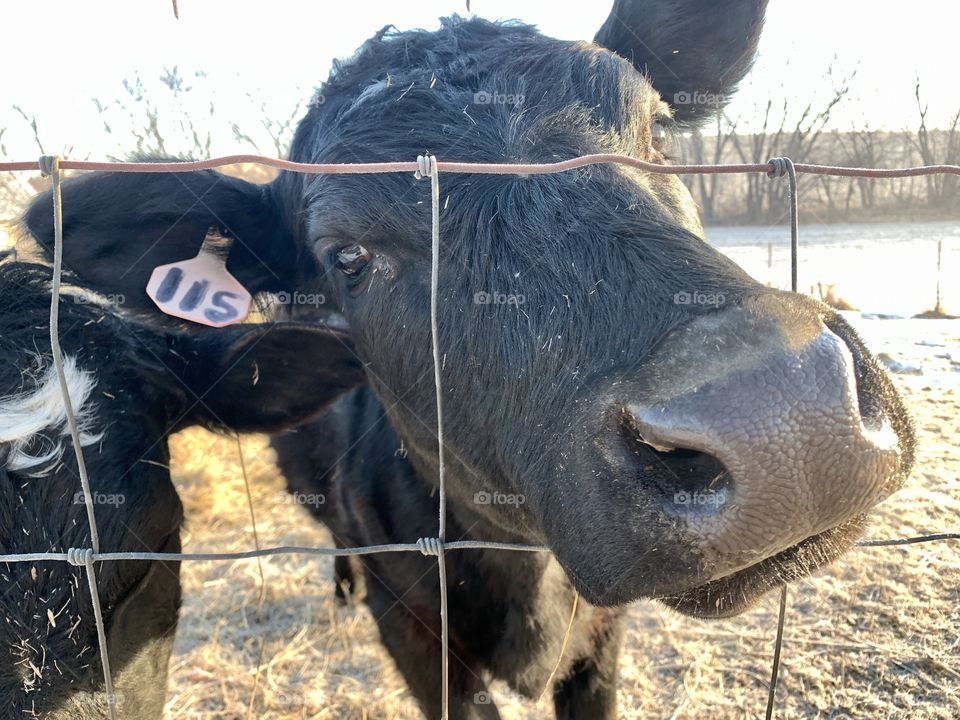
[146,249,252,327]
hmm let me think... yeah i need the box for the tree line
[3,72,959,227]
[678,83,959,224]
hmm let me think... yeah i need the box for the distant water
[706,221,959,316]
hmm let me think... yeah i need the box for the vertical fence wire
[765,585,789,720]
[418,153,451,720]
[39,154,118,720]
[762,155,800,718]
[765,157,800,720]
[768,156,800,293]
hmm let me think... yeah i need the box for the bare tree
[94,68,218,159]
[12,106,46,155]
[94,68,302,162]
[724,65,853,222]
[0,125,31,225]
[684,113,740,222]
[839,125,880,210]
[231,93,303,157]
[913,81,960,208]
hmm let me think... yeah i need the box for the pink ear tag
[146,243,252,327]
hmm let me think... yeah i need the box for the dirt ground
[163,318,959,720]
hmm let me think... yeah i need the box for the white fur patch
[0,356,103,474]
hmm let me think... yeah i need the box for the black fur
[595,0,770,123]
[274,394,626,719]
[0,263,184,718]
[0,262,364,718]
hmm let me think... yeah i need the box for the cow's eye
[334,244,372,277]
[651,121,667,152]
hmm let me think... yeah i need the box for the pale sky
[1,0,958,160]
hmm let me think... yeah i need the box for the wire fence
[0,151,958,720]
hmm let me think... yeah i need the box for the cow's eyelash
[312,236,345,261]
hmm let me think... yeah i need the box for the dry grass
[164,336,959,719]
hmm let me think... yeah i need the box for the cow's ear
[23,169,296,313]
[594,0,768,125]
[174,321,365,432]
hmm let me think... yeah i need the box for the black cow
[22,1,915,718]
[0,261,358,718]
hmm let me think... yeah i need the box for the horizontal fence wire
[1,152,959,720]
[0,533,954,565]
[3,153,960,176]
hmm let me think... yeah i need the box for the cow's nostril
[618,409,733,512]
[822,315,887,431]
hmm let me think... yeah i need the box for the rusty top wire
[2,153,959,177]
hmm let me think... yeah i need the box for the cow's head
[0,261,362,717]
[24,0,914,615]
